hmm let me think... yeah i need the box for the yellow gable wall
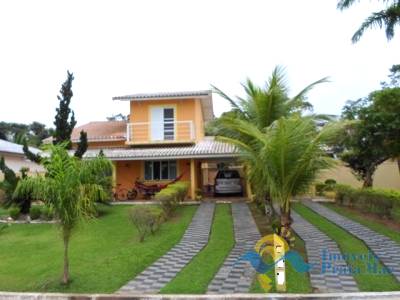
[130,98,205,141]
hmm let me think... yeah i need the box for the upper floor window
[144,160,177,180]
[150,107,175,141]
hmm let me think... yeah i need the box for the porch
[112,158,250,200]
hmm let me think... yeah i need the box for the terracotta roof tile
[71,121,127,142]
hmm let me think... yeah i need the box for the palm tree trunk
[264,193,274,220]
[280,200,292,243]
[62,228,70,284]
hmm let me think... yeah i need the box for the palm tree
[219,117,339,241]
[212,66,328,214]
[337,0,400,42]
[13,144,112,284]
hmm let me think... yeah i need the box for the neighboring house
[71,90,243,200]
[0,139,44,178]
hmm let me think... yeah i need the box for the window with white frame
[144,160,177,180]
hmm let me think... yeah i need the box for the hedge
[334,184,400,221]
[155,181,189,218]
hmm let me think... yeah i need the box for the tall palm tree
[13,144,112,284]
[219,117,339,241]
[338,0,400,42]
[212,66,328,213]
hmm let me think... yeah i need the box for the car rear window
[216,170,240,179]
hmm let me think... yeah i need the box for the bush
[41,206,54,220]
[29,206,42,220]
[155,181,189,217]
[128,206,164,242]
[315,179,337,196]
[334,184,400,221]
[324,179,337,186]
[315,182,326,196]
[8,207,20,220]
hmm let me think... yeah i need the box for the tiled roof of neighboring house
[81,137,238,160]
[112,90,215,122]
[40,121,127,144]
[70,121,127,142]
[0,139,41,156]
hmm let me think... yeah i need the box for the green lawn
[248,203,312,293]
[0,204,197,293]
[293,202,400,291]
[323,203,400,244]
[161,204,234,294]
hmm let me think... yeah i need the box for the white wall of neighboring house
[0,152,44,179]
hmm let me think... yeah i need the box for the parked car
[214,170,243,196]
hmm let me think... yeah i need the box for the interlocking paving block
[207,203,261,294]
[290,208,359,293]
[117,202,215,294]
[303,200,400,282]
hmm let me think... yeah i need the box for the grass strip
[323,203,400,244]
[248,203,312,293]
[161,204,234,294]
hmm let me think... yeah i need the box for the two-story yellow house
[71,90,242,200]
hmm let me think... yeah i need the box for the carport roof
[81,137,238,160]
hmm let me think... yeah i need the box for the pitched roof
[81,137,238,160]
[112,90,211,101]
[112,90,214,122]
[70,121,127,142]
[0,139,41,156]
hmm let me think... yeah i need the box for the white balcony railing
[126,121,195,144]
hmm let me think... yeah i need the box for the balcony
[126,121,195,145]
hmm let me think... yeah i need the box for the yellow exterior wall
[129,98,204,142]
[318,160,400,190]
[72,140,126,149]
[114,158,192,200]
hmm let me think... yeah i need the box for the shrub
[195,188,203,201]
[324,179,337,186]
[334,184,400,220]
[41,206,54,220]
[128,206,164,242]
[168,181,189,202]
[8,207,20,220]
[155,181,189,217]
[315,182,326,196]
[29,206,42,220]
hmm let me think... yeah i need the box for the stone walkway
[303,200,400,282]
[118,202,215,294]
[207,203,261,294]
[291,210,359,292]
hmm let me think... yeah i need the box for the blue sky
[0,0,399,127]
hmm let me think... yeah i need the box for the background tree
[337,0,400,42]
[13,144,112,284]
[53,71,77,147]
[0,121,52,146]
[337,65,400,186]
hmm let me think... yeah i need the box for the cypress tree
[74,130,88,158]
[53,71,77,148]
